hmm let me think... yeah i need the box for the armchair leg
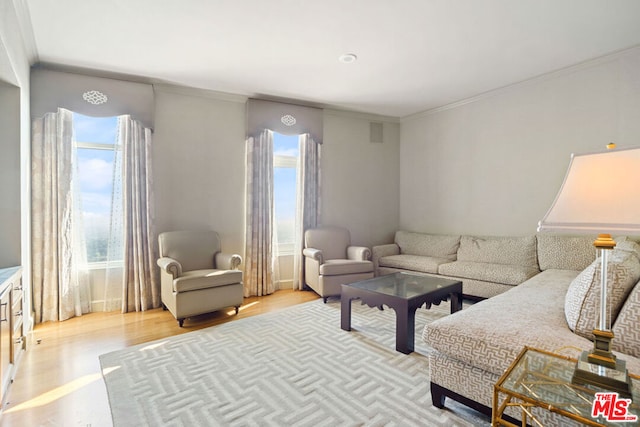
[323,297,328,304]
[234,306,240,314]
[178,318,184,327]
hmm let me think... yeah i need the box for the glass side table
[493,346,639,427]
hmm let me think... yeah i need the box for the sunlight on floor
[3,367,118,414]
[140,341,168,351]
[229,301,259,314]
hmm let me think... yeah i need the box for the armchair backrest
[305,226,350,260]
[158,230,221,272]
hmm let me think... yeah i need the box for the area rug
[100,299,489,426]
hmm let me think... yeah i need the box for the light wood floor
[0,289,319,427]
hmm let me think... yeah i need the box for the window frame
[75,139,120,268]
[273,140,298,256]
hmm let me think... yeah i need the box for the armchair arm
[157,257,182,279]
[347,246,371,261]
[303,247,323,265]
[215,252,242,270]
[371,243,400,271]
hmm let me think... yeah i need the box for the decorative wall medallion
[83,90,108,105]
[281,114,297,126]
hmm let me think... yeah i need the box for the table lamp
[537,144,640,396]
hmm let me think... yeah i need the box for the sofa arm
[303,248,323,265]
[157,257,182,279]
[215,252,242,270]
[347,246,371,261]
[371,243,400,271]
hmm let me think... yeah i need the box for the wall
[321,112,400,248]
[0,82,21,267]
[152,87,401,286]
[152,86,247,256]
[0,0,33,332]
[399,47,640,236]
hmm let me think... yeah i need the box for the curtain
[31,108,91,323]
[115,115,160,313]
[244,129,275,297]
[293,133,322,290]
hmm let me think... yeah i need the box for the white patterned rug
[99,299,489,426]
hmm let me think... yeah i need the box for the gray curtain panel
[293,134,321,290]
[118,115,160,312]
[244,129,275,297]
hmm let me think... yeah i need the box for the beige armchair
[157,230,244,327]
[303,226,374,302]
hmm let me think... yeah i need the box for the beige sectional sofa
[374,231,640,425]
[373,231,595,299]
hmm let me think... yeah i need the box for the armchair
[157,230,244,327]
[303,226,374,302]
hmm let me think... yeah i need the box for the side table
[493,346,639,426]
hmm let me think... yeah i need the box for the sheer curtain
[244,129,276,297]
[293,133,322,290]
[31,108,91,322]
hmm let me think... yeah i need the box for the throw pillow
[612,280,640,358]
[614,239,640,262]
[565,250,640,339]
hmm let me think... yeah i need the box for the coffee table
[340,272,463,354]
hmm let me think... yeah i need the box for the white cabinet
[0,267,23,406]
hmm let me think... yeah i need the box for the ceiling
[21,0,640,118]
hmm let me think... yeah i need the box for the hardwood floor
[0,289,319,427]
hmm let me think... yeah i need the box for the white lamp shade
[538,147,640,234]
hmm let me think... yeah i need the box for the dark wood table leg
[341,290,352,331]
[394,302,415,354]
[450,291,462,313]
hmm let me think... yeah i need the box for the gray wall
[152,87,401,282]
[322,112,400,248]
[0,0,33,329]
[0,82,21,267]
[399,47,640,236]
[153,86,247,256]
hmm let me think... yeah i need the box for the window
[273,132,299,254]
[73,113,118,264]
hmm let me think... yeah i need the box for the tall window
[73,113,118,264]
[273,132,299,254]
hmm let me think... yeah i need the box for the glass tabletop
[345,272,461,299]
[497,347,639,426]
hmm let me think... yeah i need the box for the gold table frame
[492,346,639,427]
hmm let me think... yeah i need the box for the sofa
[373,231,596,300]
[422,236,640,425]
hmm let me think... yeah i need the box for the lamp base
[572,351,632,398]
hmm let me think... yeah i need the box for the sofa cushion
[424,269,591,376]
[319,259,373,276]
[536,234,596,271]
[438,261,540,286]
[565,250,640,339]
[394,231,460,260]
[378,254,452,274]
[612,279,640,358]
[456,235,538,267]
[173,269,242,292]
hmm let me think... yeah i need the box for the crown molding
[153,83,248,103]
[402,44,640,123]
[323,108,400,123]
